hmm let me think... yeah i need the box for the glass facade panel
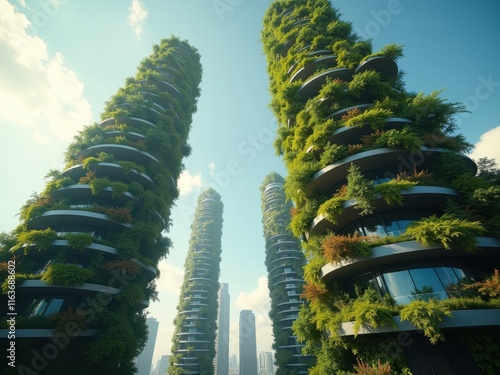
[409,268,447,300]
[44,298,64,316]
[382,270,415,305]
[363,217,385,237]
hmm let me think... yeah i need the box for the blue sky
[1,0,500,366]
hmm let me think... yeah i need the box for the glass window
[44,298,64,316]
[381,213,400,237]
[382,270,415,305]
[409,268,447,301]
[363,217,386,237]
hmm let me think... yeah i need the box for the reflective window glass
[409,268,446,300]
[44,298,64,316]
[363,217,385,237]
[382,270,415,305]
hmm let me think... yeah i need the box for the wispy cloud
[127,0,148,38]
[156,260,184,296]
[177,170,203,196]
[469,125,500,164]
[0,0,93,143]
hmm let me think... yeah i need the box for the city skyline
[1,0,500,367]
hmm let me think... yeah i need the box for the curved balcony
[0,328,100,339]
[307,186,460,238]
[80,144,158,165]
[137,79,181,98]
[113,102,163,117]
[140,91,172,110]
[298,68,353,102]
[99,117,156,129]
[304,147,476,197]
[308,117,413,154]
[27,209,132,231]
[321,237,500,284]
[325,103,373,121]
[63,162,156,190]
[104,130,146,142]
[355,56,398,80]
[52,184,141,208]
[290,55,337,83]
[17,280,139,299]
[338,309,500,337]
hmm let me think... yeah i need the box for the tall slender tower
[169,189,224,375]
[260,172,312,374]
[214,283,230,375]
[239,310,258,375]
[135,317,160,375]
[0,37,202,375]
[262,1,500,374]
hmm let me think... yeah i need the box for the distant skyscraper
[239,310,258,375]
[260,173,311,374]
[169,189,224,374]
[230,354,238,369]
[259,352,274,374]
[135,317,159,375]
[156,355,170,375]
[215,283,230,375]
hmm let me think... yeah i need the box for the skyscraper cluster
[1,1,499,375]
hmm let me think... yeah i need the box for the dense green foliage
[262,0,500,373]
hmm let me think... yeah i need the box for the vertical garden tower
[260,172,312,374]
[0,37,202,374]
[169,188,224,375]
[262,1,500,374]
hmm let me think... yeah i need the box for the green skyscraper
[262,1,500,373]
[0,37,202,374]
[169,189,224,375]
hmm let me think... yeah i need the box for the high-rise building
[169,189,224,374]
[156,355,170,375]
[260,173,312,374]
[0,37,202,374]
[239,310,258,375]
[229,354,238,369]
[258,351,274,375]
[262,1,500,374]
[135,317,159,375]
[214,283,230,375]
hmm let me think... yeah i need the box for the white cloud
[177,170,203,196]
[236,276,271,313]
[0,0,93,142]
[208,162,216,175]
[155,260,184,296]
[127,0,148,38]
[469,125,500,165]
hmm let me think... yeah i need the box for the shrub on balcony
[41,263,95,286]
[405,213,486,252]
[399,299,453,344]
[64,233,94,251]
[322,233,371,263]
[13,228,58,253]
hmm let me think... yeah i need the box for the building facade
[239,310,258,375]
[214,283,230,375]
[0,37,202,374]
[259,173,312,374]
[169,189,224,375]
[156,355,170,375]
[135,317,160,375]
[262,0,500,374]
